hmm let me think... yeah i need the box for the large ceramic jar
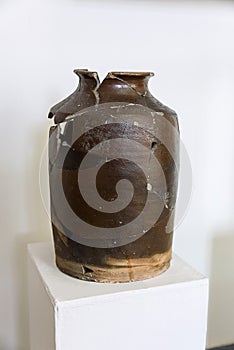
[48,69,180,283]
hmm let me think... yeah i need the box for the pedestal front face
[27,243,209,350]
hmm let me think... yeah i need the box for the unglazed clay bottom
[56,248,172,283]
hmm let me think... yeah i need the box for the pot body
[48,70,180,282]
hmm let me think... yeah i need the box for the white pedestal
[27,243,209,350]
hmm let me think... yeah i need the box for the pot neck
[103,72,154,96]
[73,69,99,90]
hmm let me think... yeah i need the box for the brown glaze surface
[48,70,179,282]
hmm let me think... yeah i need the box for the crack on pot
[82,266,94,274]
[106,72,152,98]
[151,141,157,151]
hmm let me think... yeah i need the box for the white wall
[0,0,234,349]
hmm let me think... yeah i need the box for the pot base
[56,248,172,283]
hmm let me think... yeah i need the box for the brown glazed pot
[48,69,180,283]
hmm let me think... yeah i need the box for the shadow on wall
[14,125,51,350]
[207,231,234,348]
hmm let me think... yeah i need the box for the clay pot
[48,70,180,283]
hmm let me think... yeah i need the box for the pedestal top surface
[28,242,207,305]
